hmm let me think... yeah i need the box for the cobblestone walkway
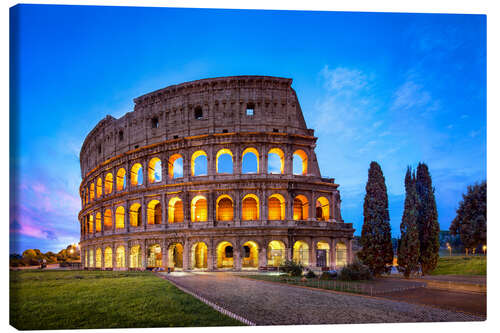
[161,272,483,325]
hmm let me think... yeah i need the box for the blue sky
[10,4,486,253]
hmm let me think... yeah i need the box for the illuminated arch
[241,147,259,173]
[168,154,183,179]
[103,209,112,231]
[191,195,207,222]
[216,195,234,221]
[216,148,233,174]
[147,244,162,267]
[267,240,286,267]
[147,200,162,225]
[293,149,308,175]
[88,215,94,233]
[89,248,94,268]
[168,197,184,223]
[191,242,208,269]
[115,246,125,268]
[168,243,183,268]
[95,248,102,268]
[242,241,259,268]
[104,247,113,268]
[268,193,285,220]
[216,241,234,268]
[104,173,113,194]
[129,203,142,227]
[116,168,126,191]
[336,242,347,267]
[129,245,141,268]
[148,157,162,183]
[316,197,330,221]
[293,240,309,266]
[96,178,102,198]
[89,183,95,201]
[115,206,125,229]
[242,194,259,221]
[95,212,102,232]
[191,150,207,176]
[130,163,143,186]
[268,148,285,174]
[316,241,330,268]
[293,195,309,220]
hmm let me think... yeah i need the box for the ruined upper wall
[80,76,315,177]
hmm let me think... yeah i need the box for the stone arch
[216,194,234,221]
[104,172,113,194]
[115,245,125,268]
[336,242,347,267]
[96,177,102,198]
[316,196,330,221]
[216,241,234,269]
[216,148,233,174]
[88,215,94,233]
[95,212,102,232]
[191,242,208,269]
[267,240,286,267]
[168,154,183,179]
[242,241,259,268]
[95,247,102,268]
[268,147,285,174]
[103,209,112,231]
[130,163,143,186]
[316,241,330,268]
[116,168,126,191]
[168,197,184,223]
[293,149,308,175]
[115,206,125,229]
[293,194,309,220]
[89,248,94,267]
[129,245,141,268]
[148,157,162,183]
[242,194,259,221]
[191,195,207,222]
[104,246,113,268]
[89,183,95,201]
[147,199,162,225]
[293,240,310,266]
[168,243,183,269]
[268,193,286,220]
[191,150,208,176]
[147,244,162,268]
[241,147,259,173]
[129,203,142,227]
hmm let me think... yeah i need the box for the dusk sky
[10,4,486,253]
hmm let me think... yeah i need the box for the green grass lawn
[10,270,244,330]
[430,256,486,275]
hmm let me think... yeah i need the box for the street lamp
[446,242,452,257]
[482,245,487,255]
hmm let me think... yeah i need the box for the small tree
[450,181,486,255]
[357,161,393,276]
[397,167,420,278]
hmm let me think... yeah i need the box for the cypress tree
[358,161,393,276]
[415,163,440,275]
[397,167,420,278]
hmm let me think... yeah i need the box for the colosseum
[78,75,355,272]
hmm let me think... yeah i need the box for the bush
[320,271,337,280]
[279,260,304,277]
[305,270,316,278]
[338,261,372,281]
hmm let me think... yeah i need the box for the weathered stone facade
[78,75,355,271]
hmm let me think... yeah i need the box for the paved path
[161,272,483,325]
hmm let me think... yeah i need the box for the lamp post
[446,242,452,257]
[482,245,487,255]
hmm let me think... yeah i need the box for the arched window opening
[95,248,102,268]
[242,241,259,268]
[147,200,162,225]
[88,215,94,233]
[216,149,233,174]
[316,242,330,268]
[168,197,184,223]
[242,194,259,221]
[168,243,183,269]
[95,212,102,232]
[103,209,112,231]
[293,240,309,266]
[316,197,330,221]
[129,203,142,227]
[191,242,208,269]
[147,244,162,267]
[194,106,203,119]
[131,163,143,186]
[151,117,159,129]
[168,154,183,179]
[116,246,125,268]
[104,173,113,194]
[268,194,285,220]
[293,195,309,220]
[115,206,125,229]
[191,195,207,222]
[104,247,113,268]
[242,147,259,173]
[268,148,284,174]
[216,241,234,268]
[118,130,124,141]
[96,178,102,198]
[89,249,94,268]
[336,242,347,268]
[90,183,95,201]
[116,168,126,191]
[191,151,207,176]
[293,150,308,175]
[267,240,286,267]
[129,245,141,268]
[216,195,234,221]
[148,157,162,183]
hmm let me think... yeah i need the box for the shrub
[279,260,304,277]
[305,270,316,278]
[320,271,337,280]
[338,261,372,281]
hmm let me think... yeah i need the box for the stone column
[234,190,241,226]
[182,240,190,271]
[184,150,191,180]
[260,189,267,223]
[112,205,116,234]
[141,197,147,230]
[310,239,317,268]
[233,148,241,174]
[100,206,105,235]
[347,238,353,265]
[161,154,168,184]
[285,193,293,221]
[112,243,116,270]
[309,192,315,221]
[207,238,215,271]
[142,159,148,187]
[331,239,337,269]
[207,146,215,178]
[161,193,167,227]
[208,191,215,225]
[259,243,267,268]
[260,146,268,174]
[184,191,191,224]
[284,150,293,175]
[233,239,242,271]
[125,243,130,270]
[162,239,168,269]
[125,200,130,232]
[142,240,148,269]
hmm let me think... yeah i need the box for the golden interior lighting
[148,157,162,183]
[242,241,259,268]
[95,248,102,268]
[293,195,309,220]
[191,242,208,269]
[115,206,125,229]
[89,249,94,267]
[317,241,330,266]
[267,240,286,267]
[191,150,207,176]
[90,183,95,201]
[147,200,161,225]
[129,203,142,227]
[130,163,143,186]
[104,247,113,268]
[268,194,285,220]
[148,244,162,267]
[88,215,94,233]
[129,245,141,268]
[168,154,183,179]
[168,197,184,223]
[103,209,112,231]
[293,149,308,175]
[191,195,207,222]
[116,168,126,191]
[293,240,309,266]
[215,148,233,173]
[95,212,102,232]
[216,241,234,268]
[216,195,234,221]
[241,147,259,173]
[115,246,125,268]
[242,194,259,221]
[336,242,347,267]
[268,148,285,174]
[96,177,102,198]
[104,173,113,194]
[316,197,330,221]
[168,243,183,268]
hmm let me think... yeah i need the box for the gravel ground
[161,272,484,325]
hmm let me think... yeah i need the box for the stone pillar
[310,240,317,268]
[100,207,105,235]
[141,197,147,230]
[284,151,293,175]
[112,243,116,270]
[331,239,337,269]
[125,200,130,232]
[142,159,148,187]
[347,238,353,265]
[207,146,215,178]
[260,189,267,223]
[125,243,130,269]
[233,148,241,174]
[234,190,241,226]
[285,193,293,221]
[182,240,190,271]
[184,191,191,223]
[161,155,168,184]
[142,240,148,269]
[234,239,242,271]
[162,239,168,269]
[207,238,215,271]
[112,205,116,234]
[161,193,167,227]
[208,191,215,225]
[261,147,268,174]
[259,244,267,268]
[309,192,315,221]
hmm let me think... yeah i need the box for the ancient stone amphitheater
[78,75,354,271]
